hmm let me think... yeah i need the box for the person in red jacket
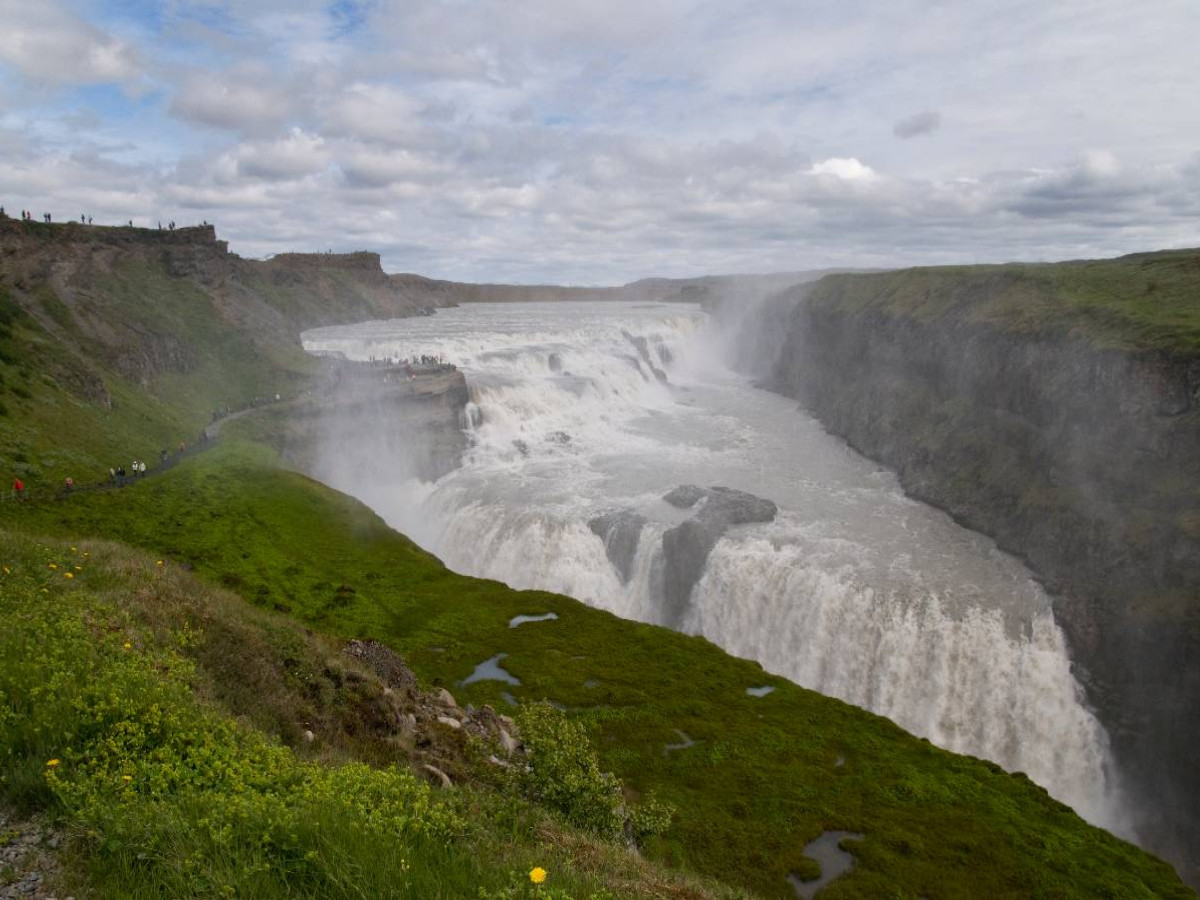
[12,477,25,499]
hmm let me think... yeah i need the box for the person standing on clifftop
[12,477,24,500]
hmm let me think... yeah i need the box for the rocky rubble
[0,811,68,900]
[339,639,523,788]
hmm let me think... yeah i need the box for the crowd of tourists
[5,393,289,503]
[0,206,209,231]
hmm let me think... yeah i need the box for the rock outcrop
[661,486,777,627]
[588,509,648,583]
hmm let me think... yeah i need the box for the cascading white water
[303,300,1130,836]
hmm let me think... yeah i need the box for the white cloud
[811,158,877,182]
[170,67,292,134]
[0,0,142,87]
[0,0,1197,282]
[233,130,329,181]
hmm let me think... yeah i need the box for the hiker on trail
[160,449,168,463]
[138,461,146,476]
[87,216,92,225]
[109,467,116,483]
[12,477,25,499]
[178,441,186,455]
[64,475,74,492]
[116,466,125,487]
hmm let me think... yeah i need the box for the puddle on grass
[787,831,864,899]
[662,729,696,757]
[746,685,776,698]
[461,653,521,686]
[500,691,519,706]
[509,612,559,628]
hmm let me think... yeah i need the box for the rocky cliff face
[277,365,470,485]
[753,268,1200,884]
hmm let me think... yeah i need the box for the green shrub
[0,558,463,897]
[513,703,624,840]
[629,793,674,845]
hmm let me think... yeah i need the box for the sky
[0,0,1197,284]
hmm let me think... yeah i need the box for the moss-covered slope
[2,441,1191,899]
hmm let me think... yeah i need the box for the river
[302,299,1129,836]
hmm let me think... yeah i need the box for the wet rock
[661,485,777,627]
[512,439,530,457]
[588,509,648,583]
[623,329,669,382]
[663,484,705,508]
[422,764,453,788]
[547,430,571,445]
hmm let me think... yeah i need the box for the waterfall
[302,300,1131,838]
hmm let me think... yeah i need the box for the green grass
[0,530,749,900]
[807,248,1200,355]
[0,261,311,491]
[2,441,1191,899]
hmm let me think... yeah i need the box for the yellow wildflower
[64,572,74,579]
[123,642,132,650]
[529,868,547,885]
[156,560,164,567]
[2,566,9,574]
[70,547,77,552]
[46,759,60,768]
[48,563,58,569]
[122,775,133,783]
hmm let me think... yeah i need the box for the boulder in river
[589,509,649,584]
[660,486,777,627]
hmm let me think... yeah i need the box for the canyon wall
[747,252,1200,882]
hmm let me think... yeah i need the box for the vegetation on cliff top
[805,247,1200,355]
[2,442,1191,899]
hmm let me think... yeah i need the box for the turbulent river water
[303,300,1129,835]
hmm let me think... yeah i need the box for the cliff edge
[755,248,1200,884]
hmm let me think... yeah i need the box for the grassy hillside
[0,220,465,492]
[2,441,1191,899]
[806,248,1200,355]
[0,529,747,900]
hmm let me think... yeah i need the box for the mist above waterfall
[302,300,1132,838]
